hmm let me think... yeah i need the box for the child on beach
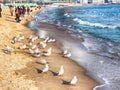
[0,5,2,17]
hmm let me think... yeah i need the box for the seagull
[29,35,33,40]
[18,36,25,42]
[29,42,33,46]
[62,50,68,55]
[44,47,52,53]
[38,58,48,65]
[41,64,49,73]
[63,52,71,58]
[12,37,18,44]
[29,48,34,54]
[43,37,50,43]
[57,65,64,76]
[69,76,78,86]
[31,44,37,50]
[34,48,41,57]
[48,38,56,43]
[19,44,27,49]
[39,41,47,48]
[43,48,52,56]
[4,45,13,54]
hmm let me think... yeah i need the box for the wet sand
[0,6,99,90]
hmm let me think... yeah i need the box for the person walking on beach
[0,5,2,17]
[15,7,21,22]
[27,7,30,15]
[21,6,26,17]
[9,5,14,16]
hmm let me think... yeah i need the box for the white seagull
[69,76,78,86]
[43,48,52,56]
[38,58,48,65]
[34,48,41,57]
[19,44,27,49]
[39,41,47,48]
[43,37,50,43]
[62,50,68,55]
[29,48,34,54]
[4,45,13,54]
[63,52,71,58]
[41,64,49,73]
[48,38,56,43]
[57,65,64,76]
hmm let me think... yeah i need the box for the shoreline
[0,6,99,90]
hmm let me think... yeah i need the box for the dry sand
[0,6,99,90]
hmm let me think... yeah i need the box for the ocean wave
[73,18,119,29]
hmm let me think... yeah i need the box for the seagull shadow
[62,79,70,85]
[50,70,58,76]
[36,68,43,73]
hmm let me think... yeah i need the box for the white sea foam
[73,18,118,29]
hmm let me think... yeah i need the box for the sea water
[29,4,120,90]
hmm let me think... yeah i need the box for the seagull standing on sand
[19,44,27,49]
[34,48,41,57]
[38,58,48,65]
[63,52,71,58]
[57,65,64,76]
[43,37,50,43]
[39,41,47,48]
[62,50,68,55]
[31,44,37,50]
[48,38,56,43]
[43,48,52,56]
[29,48,34,54]
[4,45,13,54]
[69,76,78,86]
[41,64,49,73]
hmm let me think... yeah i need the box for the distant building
[0,0,120,4]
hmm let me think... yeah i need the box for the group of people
[0,4,31,22]
[14,6,31,22]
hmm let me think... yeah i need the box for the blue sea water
[34,4,120,58]
[30,4,120,90]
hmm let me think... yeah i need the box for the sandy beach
[0,6,99,90]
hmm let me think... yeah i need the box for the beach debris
[4,45,13,54]
[39,41,47,48]
[41,64,49,73]
[57,65,64,76]
[19,44,27,49]
[37,58,48,65]
[43,47,52,56]
[69,76,78,86]
[63,52,71,58]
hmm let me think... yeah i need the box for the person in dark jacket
[15,7,21,22]
[0,5,2,17]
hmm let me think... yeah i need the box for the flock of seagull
[4,34,78,86]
